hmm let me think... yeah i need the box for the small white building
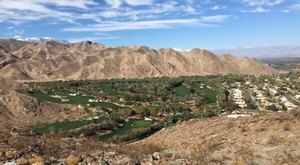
[269,88,278,95]
[280,96,297,110]
[232,89,247,108]
[88,99,99,103]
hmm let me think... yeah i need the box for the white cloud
[97,1,185,19]
[201,15,230,23]
[241,7,270,13]
[0,0,96,10]
[64,19,201,32]
[211,5,226,11]
[252,7,270,13]
[288,3,300,11]
[184,6,196,13]
[242,0,286,6]
[34,0,97,9]
[104,0,153,8]
[68,36,121,43]
[281,9,290,13]
[0,0,231,33]
[124,0,154,6]
[0,0,91,23]
[280,2,300,13]
[64,15,230,32]
[0,0,198,24]
[0,0,53,13]
[104,0,122,8]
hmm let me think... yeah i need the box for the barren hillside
[132,109,300,164]
[0,78,87,133]
[0,39,277,81]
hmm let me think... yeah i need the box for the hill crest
[0,39,277,81]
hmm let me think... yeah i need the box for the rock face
[0,39,277,81]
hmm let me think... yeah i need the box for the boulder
[5,150,15,159]
[16,158,29,165]
[0,151,6,161]
[174,159,188,165]
[29,156,45,165]
[152,152,161,161]
[115,157,131,164]
[65,155,82,165]
[3,162,17,165]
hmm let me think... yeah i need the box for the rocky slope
[1,108,299,164]
[0,78,87,133]
[0,39,277,81]
[132,108,300,164]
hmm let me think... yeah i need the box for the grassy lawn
[91,102,120,109]
[174,85,191,97]
[197,85,218,103]
[31,89,62,103]
[30,89,122,109]
[34,117,105,134]
[98,119,155,142]
[97,84,118,95]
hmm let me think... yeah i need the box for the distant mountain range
[213,46,300,59]
[0,39,277,81]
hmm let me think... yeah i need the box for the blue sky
[0,0,300,50]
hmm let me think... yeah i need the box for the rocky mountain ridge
[0,39,277,81]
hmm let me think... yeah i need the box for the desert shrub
[195,109,218,118]
[283,124,291,131]
[267,134,282,145]
[42,133,69,157]
[266,104,278,111]
[111,125,161,143]
[256,127,267,132]
[8,136,34,151]
[227,121,235,129]
[190,140,222,164]
[117,143,163,162]
[241,127,247,132]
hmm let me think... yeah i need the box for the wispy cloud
[287,3,300,11]
[64,19,202,32]
[0,0,201,24]
[0,0,95,24]
[97,2,181,19]
[184,6,196,13]
[242,0,286,6]
[67,36,122,43]
[211,5,226,11]
[34,0,97,9]
[1,0,278,38]
[104,0,154,8]
[104,0,122,9]
[64,15,230,32]
[124,0,154,6]
[242,7,271,13]
[277,2,300,13]
[201,15,230,23]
